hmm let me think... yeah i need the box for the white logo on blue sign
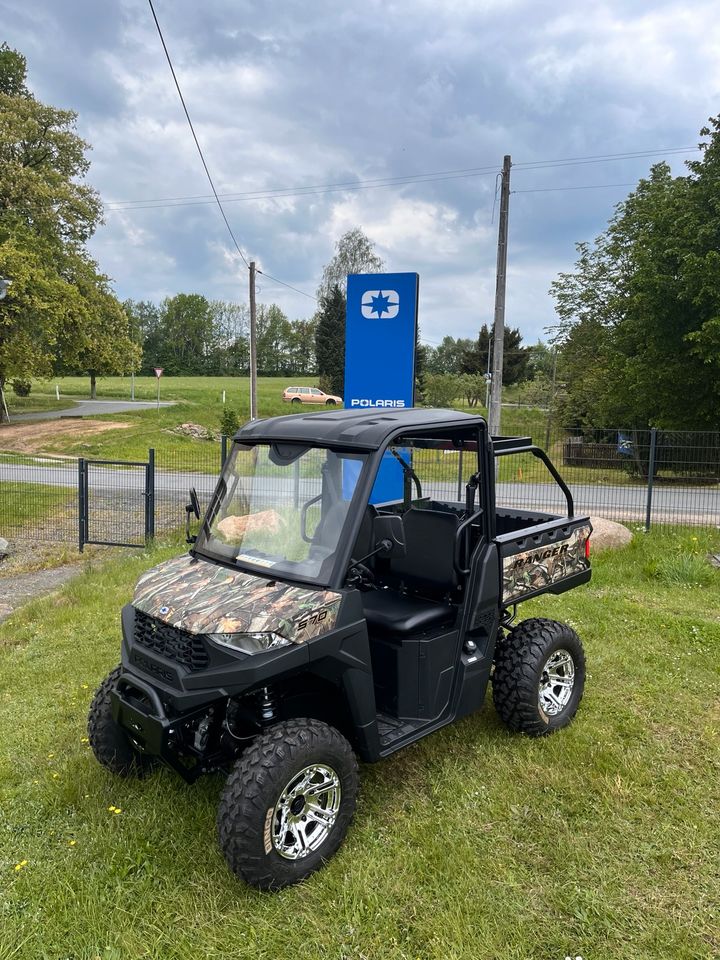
[361,289,400,319]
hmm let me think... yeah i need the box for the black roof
[235,407,487,451]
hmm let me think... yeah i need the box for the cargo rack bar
[491,435,574,518]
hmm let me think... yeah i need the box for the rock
[588,516,633,553]
[0,536,10,557]
[172,422,218,441]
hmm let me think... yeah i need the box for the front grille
[133,610,209,671]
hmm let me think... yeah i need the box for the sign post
[344,272,419,501]
[154,367,164,410]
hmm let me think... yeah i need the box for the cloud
[3,0,717,346]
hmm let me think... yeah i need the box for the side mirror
[373,514,406,558]
[185,487,201,543]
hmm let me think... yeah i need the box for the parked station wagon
[282,386,342,406]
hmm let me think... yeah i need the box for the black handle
[454,510,482,575]
[300,493,323,542]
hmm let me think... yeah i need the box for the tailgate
[497,517,592,605]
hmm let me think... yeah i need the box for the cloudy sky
[5,0,720,346]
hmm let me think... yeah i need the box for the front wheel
[492,618,586,736]
[217,719,359,890]
[87,666,155,776]
[325,399,336,406]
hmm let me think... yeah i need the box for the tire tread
[492,617,585,737]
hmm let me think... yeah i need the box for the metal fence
[1,428,718,549]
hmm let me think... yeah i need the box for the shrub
[644,553,716,587]
[423,373,461,408]
[219,407,240,437]
[11,379,31,397]
[460,374,486,408]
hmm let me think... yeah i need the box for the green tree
[285,318,317,375]
[256,304,291,376]
[0,44,126,418]
[57,260,140,397]
[315,284,346,395]
[551,133,720,429]
[317,227,384,300]
[425,336,474,375]
[151,294,214,375]
[123,299,162,375]
[459,325,529,384]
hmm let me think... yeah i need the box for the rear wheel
[492,618,585,736]
[291,397,301,405]
[217,718,358,890]
[87,666,155,776]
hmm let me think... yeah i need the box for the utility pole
[488,154,511,438]
[249,260,258,420]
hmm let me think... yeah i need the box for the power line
[108,164,501,208]
[513,181,637,194]
[147,0,317,304]
[512,146,696,170]
[106,168,501,212]
[146,0,250,268]
[105,145,699,212]
[257,269,317,302]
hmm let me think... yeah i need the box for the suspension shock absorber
[258,686,276,724]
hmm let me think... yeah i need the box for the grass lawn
[0,529,718,959]
[10,377,552,465]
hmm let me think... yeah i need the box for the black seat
[386,506,460,594]
[362,589,456,636]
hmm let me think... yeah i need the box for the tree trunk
[90,371,96,400]
[0,374,7,424]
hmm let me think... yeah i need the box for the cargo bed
[492,438,592,605]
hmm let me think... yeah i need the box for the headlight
[208,631,291,654]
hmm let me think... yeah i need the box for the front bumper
[110,671,213,782]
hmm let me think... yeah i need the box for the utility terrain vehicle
[89,408,592,890]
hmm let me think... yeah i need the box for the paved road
[1,461,718,524]
[8,399,175,422]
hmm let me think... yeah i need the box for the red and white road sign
[154,367,164,379]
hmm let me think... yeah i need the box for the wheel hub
[538,648,575,716]
[272,763,341,861]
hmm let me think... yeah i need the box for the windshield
[195,442,368,582]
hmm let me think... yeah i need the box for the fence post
[146,448,155,543]
[221,434,228,469]
[456,447,464,501]
[644,427,657,533]
[293,459,301,509]
[78,458,86,553]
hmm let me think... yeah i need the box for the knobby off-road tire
[88,666,155,777]
[492,618,586,736]
[217,718,359,890]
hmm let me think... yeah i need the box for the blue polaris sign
[344,272,419,411]
[344,272,419,502]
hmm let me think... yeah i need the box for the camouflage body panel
[133,554,342,643]
[502,524,591,604]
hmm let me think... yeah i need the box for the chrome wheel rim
[272,763,341,860]
[538,648,575,716]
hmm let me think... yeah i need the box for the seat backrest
[385,506,459,594]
